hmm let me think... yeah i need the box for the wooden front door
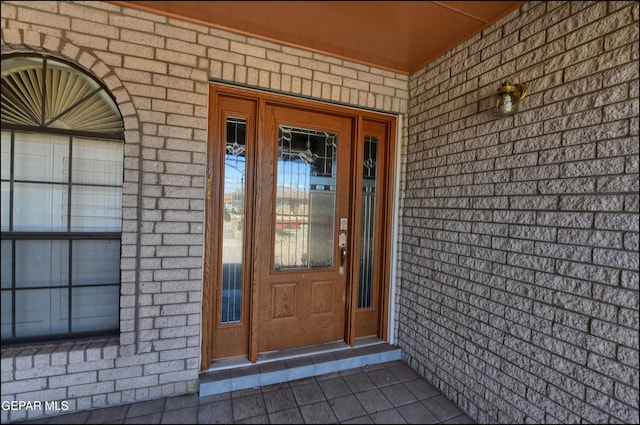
[202,84,396,369]
[254,104,352,352]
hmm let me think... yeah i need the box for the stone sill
[1,337,120,371]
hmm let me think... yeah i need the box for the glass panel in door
[221,117,247,323]
[274,126,337,270]
[359,135,378,309]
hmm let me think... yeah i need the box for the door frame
[202,83,396,370]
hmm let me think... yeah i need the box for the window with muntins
[1,55,124,343]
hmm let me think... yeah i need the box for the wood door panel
[256,104,352,353]
[272,283,297,319]
[260,272,346,351]
[262,278,341,351]
[311,281,335,315]
[270,280,336,319]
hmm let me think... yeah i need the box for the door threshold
[207,336,384,372]
[200,337,402,397]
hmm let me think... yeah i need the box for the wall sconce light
[494,81,527,116]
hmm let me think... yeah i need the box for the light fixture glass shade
[494,82,527,116]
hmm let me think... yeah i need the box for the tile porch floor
[14,360,475,424]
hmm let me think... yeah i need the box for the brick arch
[1,28,139,134]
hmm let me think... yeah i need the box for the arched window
[1,54,124,343]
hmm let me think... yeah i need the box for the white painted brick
[198,33,228,49]
[158,370,198,385]
[280,63,312,80]
[1,2,16,19]
[111,40,156,60]
[298,57,329,73]
[98,366,142,382]
[123,56,167,74]
[208,47,245,65]
[154,22,196,42]
[67,359,114,374]
[2,378,47,394]
[14,355,34,370]
[70,17,118,39]
[159,325,199,339]
[65,31,108,51]
[143,360,185,375]
[18,7,70,29]
[68,381,115,398]
[50,371,97,388]
[258,69,270,87]
[120,28,164,48]
[230,40,265,58]
[156,49,198,68]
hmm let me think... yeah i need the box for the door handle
[338,233,347,275]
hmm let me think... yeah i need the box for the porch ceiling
[109,1,525,74]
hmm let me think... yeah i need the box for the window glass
[0,182,9,231]
[12,183,68,231]
[71,286,119,332]
[14,288,69,338]
[14,133,69,182]
[1,55,123,343]
[1,240,11,289]
[72,240,121,285]
[69,186,122,231]
[15,240,69,288]
[1,291,12,339]
[72,137,123,186]
[1,131,10,179]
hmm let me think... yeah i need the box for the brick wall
[401,1,638,423]
[0,1,408,422]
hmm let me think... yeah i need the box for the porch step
[199,339,402,397]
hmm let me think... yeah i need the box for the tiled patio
[14,360,475,424]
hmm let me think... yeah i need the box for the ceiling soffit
[110,1,524,74]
